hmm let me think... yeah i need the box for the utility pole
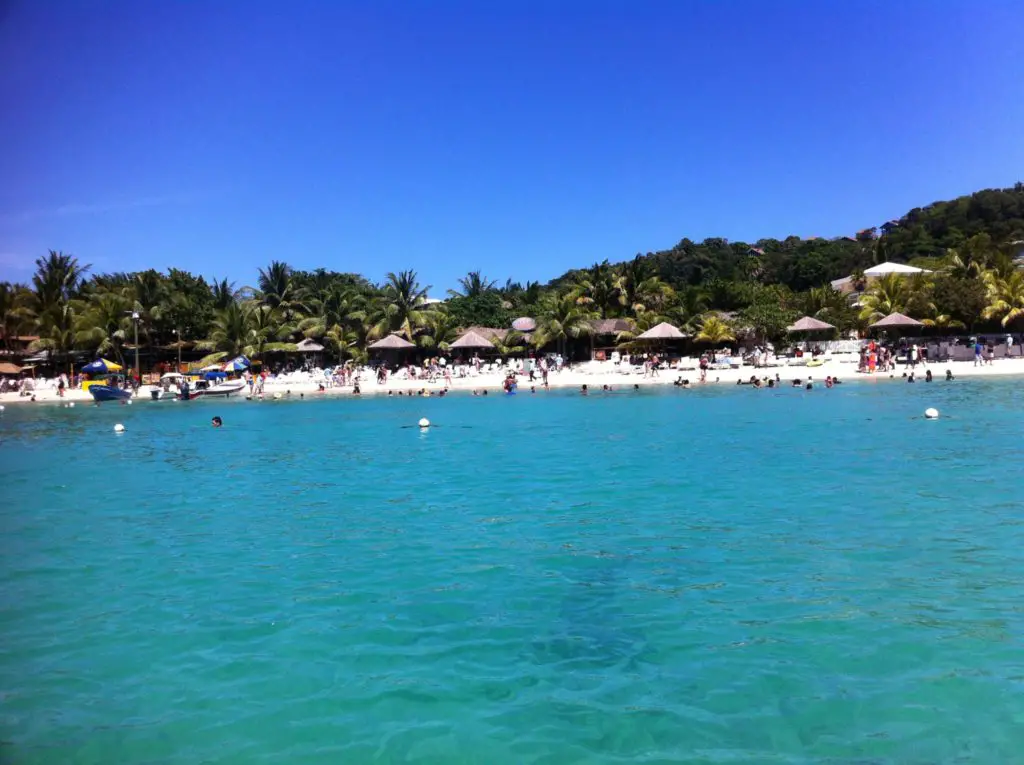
[132,311,140,387]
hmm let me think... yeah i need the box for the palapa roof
[464,326,507,341]
[589,318,633,335]
[296,338,325,352]
[788,316,835,332]
[369,333,415,349]
[0,362,23,375]
[636,322,687,340]
[450,330,496,350]
[870,312,924,329]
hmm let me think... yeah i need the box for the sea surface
[1,379,1023,764]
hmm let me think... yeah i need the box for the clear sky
[1,1,1022,293]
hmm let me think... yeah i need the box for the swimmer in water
[212,416,222,428]
[946,369,954,381]
[581,384,588,395]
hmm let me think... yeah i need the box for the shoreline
[2,358,1021,405]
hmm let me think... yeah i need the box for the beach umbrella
[636,322,687,340]
[81,358,123,374]
[369,334,415,350]
[450,330,496,350]
[787,316,835,332]
[788,316,836,354]
[511,317,537,332]
[224,355,251,371]
[869,312,923,330]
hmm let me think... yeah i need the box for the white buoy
[418,417,430,428]
[114,423,125,433]
[924,408,939,419]
[127,399,133,405]
[273,392,282,400]
[0,405,5,412]
[68,402,75,408]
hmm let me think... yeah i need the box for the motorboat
[89,384,133,403]
[179,379,247,400]
[146,372,185,400]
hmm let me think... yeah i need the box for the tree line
[1,185,1022,369]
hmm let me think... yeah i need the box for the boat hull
[89,385,133,402]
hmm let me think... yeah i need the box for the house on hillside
[880,220,901,233]
[830,261,931,300]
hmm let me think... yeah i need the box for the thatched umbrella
[296,338,325,353]
[636,322,687,340]
[369,334,415,350]
[788,316,836,355]
[511,317,537,332]
[869,312,923,330]
[450,330,495,350]
[787,316,835,333]
[632,322,686,364]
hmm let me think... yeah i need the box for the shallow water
[2,379,1023,763]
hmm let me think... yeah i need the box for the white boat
[146,372,185,400]
[185,379,247,399]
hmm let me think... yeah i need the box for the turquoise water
[2,380,1024,763]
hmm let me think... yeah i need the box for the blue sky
[1,1,1022,294]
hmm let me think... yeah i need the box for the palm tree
[491,330,526,357]
[448,271,498,299]
[248,304,297,359]
[418,311,461,352]
[983,270,1024,329]
[369,270,434,341]
[803,285,856,333]
[27,251,90,374]
[30,250,89,314]
[256,260,305,320]
[299,283,366,341]
[28,302,79,374]
[922,314,966,331]
[858,273,910,323]
[75,290,133,366]
[204,302,252,358]
[669,287,710,333]
[569,261,623,318]
[532,292,595,357]
[0,282,32,351]
[211,278,237,310]
[695,314,736,344]
[612,312,661,349]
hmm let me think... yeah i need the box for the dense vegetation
[2,185,1023,369]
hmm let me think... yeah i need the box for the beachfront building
[830,261,931,296]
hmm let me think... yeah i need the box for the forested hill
[555,184,1024,294]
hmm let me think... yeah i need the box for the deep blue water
[2,379,1023,763]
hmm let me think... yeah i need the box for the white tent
[864,261,930,276]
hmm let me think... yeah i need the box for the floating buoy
[418,417,430,428]
[0,405,5,412]
[68,402,75,408]
[114,423,125,433]
[273,392,282,400]
[127,399,133,405]
[924,408,939,419]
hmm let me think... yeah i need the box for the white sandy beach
[3,357,1023,405]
